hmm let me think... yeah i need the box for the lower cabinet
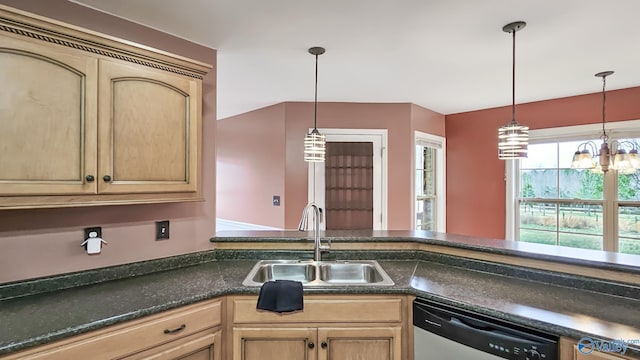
[229,295,407,360]
[0,299,223,360]
[233,326,400,360]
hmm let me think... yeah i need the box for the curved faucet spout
[298,202,329,261]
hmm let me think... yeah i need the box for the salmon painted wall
[217,104,286,227]
[445,87,640,239]
[216,101,445,230]
[410,104,446,137]
[0,0,217,283]
[283,102,445,230]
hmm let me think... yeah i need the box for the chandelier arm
[578,141,598,155]
[612,140,636,152]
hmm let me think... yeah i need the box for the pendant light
[498,21,529,160]
[570,71,639,174]
[304,46,326,162]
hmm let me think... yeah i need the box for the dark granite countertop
[1,247,640,357]
[214,230,640,273]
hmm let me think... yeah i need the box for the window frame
[414,131,446,232]
[506,119,640,252]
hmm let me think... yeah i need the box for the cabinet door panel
[233,327,317,360]
[0,35,97,195]
[319,327,401,360]
[111,79,186,181]
[98,60,200,194]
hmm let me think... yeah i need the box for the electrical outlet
[83,227,102,250]
[156,220,170,240]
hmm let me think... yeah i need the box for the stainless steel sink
[247,260,316,284]
[242,260,394,287]
[318,262,387,284]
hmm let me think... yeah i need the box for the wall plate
[156,221,170,240]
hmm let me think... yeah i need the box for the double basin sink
[242,259,395,287]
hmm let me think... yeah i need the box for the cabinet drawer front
[2,300,222,360]
[122,330,220,360]
[233,296,402,324]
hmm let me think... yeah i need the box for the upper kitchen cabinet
[97,59,201,195]
[0,33,98,197]
[0,5,212,209]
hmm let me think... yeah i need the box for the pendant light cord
[314,53,319,130]
[511,28,516,123]
[601,75,608,141]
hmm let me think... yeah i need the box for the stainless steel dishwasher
[414,298,558,360]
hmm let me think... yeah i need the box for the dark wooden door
[324,142,374,230]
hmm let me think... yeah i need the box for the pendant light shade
[304,128,326,162]
[498,21,529,160]
[304,46,326,162]
[570,71,639,174]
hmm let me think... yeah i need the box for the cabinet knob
[85,175,95,182]
[103,175,112,182]
[321,341,327,349]
[308,341,314,349]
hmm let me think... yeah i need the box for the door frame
[308,128,388,230]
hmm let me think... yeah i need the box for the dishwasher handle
[414,302,550,346]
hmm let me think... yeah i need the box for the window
[519,141,604,250]
[414,132,446,231]
[416,145,436,230]
[507,120,640,254]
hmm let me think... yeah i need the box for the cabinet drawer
[232,295,402,324]
[1,299,222,360]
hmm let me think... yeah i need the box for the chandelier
[571,71,639,174]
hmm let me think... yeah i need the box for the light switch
[156,220,170,240]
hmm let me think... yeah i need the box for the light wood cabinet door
[233,327,317,360]
[0,34,98,196]
[318,327,401,360]
[98,59,201,194]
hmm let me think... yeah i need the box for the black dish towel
[256,280,304,313]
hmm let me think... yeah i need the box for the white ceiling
[71,0,640,120]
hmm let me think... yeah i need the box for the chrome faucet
[298,202,330,261]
